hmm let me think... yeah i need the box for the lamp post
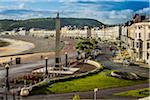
[5,64,10,91]
[94,88,98,100]
[65,52,68,67]
[5,64,10,100]
[45,57,48,75]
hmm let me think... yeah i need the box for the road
[20,83,149,100]
[0,52,75,81]
[96,44,149,78]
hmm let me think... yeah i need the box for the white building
[29,28,55,37]
[61,26,89,38]
[126,18,150,64]
[94,26,121,41]
[61,25,121,41]
[0,28,27,36]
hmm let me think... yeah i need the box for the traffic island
[8,60,101,96]
[30,70,148,95]
[28,61,148,96]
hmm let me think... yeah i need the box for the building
[29,28,55,37]
[61,25,121,41]
[95,26,121,41]
[127,18,150,64]
[0,28,27,36]
[61,26,90,38]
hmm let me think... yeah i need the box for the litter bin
[16,57,21,64]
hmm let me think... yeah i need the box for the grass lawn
[32,70,148,94]
[114,88,150,98]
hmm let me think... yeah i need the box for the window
[133,41,134,48]
[147,53,149,59]
[136,42,139,48]
[147,43,150,49]
[149,33,150,39]
[139,42,142,48]
[139,33,141,38]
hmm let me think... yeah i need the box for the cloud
[0,4,27,11]
[59,0,148,3]
[0,0,52,2]
[18,3,26,9]
[0,8,148,24]
[61,9,134,24]
[136,7,150,15]
[0,0,149,24]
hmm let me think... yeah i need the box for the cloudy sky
[0,0,149,24]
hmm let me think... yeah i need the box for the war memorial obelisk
[55,13,61,68]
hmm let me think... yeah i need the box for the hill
[0,18,104,31]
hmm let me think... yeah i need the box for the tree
[75,38,98,58]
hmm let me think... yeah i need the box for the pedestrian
[10,57,13,65]
[40,55,43,60]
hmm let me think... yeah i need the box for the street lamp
[45,57,48,75]
[5,64,10,100]
[94,88,98,100]
[65,52,68,67]
[5,64,10,91]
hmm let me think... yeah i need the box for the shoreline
[0,38,35,57]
